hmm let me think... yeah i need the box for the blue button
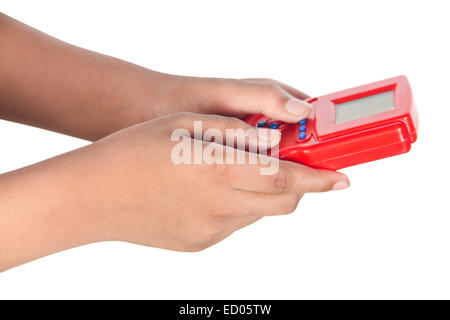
[298,132,306,140]
[257,121,267,127]
[299,125,306,132]
[268,122,279,129]
[299,119,307,125]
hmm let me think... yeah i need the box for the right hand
[76,112,350,251]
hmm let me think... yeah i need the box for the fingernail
[332,179,350,191]
[285,98,312,118]
[257,128,281,148]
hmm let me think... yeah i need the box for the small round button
[299,119,307,125]
[257,121,267,127]
[268,122,279,129]
[298,132,306,140]
[299,125,306,132]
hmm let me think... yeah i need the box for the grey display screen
[335,91,395,124]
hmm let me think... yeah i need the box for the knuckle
[200,227,219,240]
[257,77,277,84]
[195,223,224,246]
[283,195,300,214]
[271,168,293,192]
[257,83,288,108]
[177,219,228,253]
[179,227,220,252]
[319,180,333,191]
[273,175,287,192]
[313,172,335,191]
[257,82,279,93]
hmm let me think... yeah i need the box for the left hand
[155,76,312,124]
[0,13,312,140]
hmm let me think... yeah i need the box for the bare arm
[0,13,312,141]
[0,14,349,271]
[0,113,349,271]
[0,13,177,140]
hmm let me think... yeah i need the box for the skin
[0,13,350,271]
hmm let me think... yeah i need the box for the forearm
[0,145,108,271]
[0,13,314,141]
[0,13,178,140]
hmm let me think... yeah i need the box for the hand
[0,112,349,269]
[0,13,312,140]
[68,112,349,251]
[153,76,313,123]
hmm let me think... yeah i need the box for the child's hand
[0,112,349,269]
[0,13,350,271]
[153,76,313,124]
[0,14,312,140]
[74,112,348,251]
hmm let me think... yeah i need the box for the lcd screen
[335,90,395,124]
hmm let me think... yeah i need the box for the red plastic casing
[244,76,418,170]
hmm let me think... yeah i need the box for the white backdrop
[0,0,449,299]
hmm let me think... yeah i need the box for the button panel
[296,118,311,143]
[255,118,286,130]
[251,116,311,143]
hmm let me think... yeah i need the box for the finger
[211,79,312,123]
[244,78,310,100]
[233,191,303,217]
[169,112,281,151]
[214,191,302,218]
[206,194,302,246]
[192,215,263,250]
[228,157,350,194]
[216,215,262,233]
[211,194,300,238]
[231,216,262,230]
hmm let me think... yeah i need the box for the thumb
[212,79,313,123]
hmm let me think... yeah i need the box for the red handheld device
[244,76,418,170]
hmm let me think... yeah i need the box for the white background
[0,0,449,299]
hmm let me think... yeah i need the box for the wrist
[113,68,179,128]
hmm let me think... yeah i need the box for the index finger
[228,156,350,194]
[244,78,310,100]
